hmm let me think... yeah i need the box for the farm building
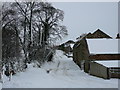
[58,40,75,54]
[87,39,119,79]
[73,35,120,79]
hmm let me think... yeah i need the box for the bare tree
[2,1,68,74]
[34,2,68,46]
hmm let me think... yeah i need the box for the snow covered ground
[2,50,118,88]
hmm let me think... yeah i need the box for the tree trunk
[44,24,49,45]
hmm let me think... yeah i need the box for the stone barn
[73,35,120,79]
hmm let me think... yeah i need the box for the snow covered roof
[95,60,118,67]
[87,39,119,67]
[87,39,119,54]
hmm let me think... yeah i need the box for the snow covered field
[2,50,118,88]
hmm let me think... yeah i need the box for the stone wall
[89,62,110,79]
[73,37,90,72]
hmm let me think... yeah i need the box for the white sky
[52,2,118,44]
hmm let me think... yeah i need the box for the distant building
[58,40,75,54]
[86,29,112,39]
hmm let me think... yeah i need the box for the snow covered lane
[2,50,118,88]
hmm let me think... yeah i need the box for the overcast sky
[0,1,118,44]
[52,2,118,44]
